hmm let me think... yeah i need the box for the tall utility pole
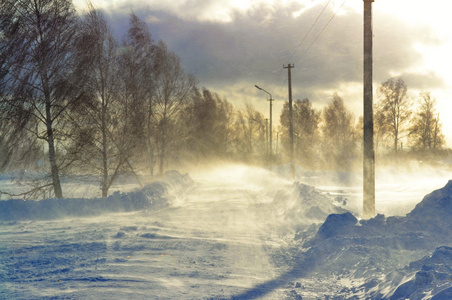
[363,0,375,218]
[284,64,295,179]
[254,85,273,159]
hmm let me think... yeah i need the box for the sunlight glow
[72,0,452,146]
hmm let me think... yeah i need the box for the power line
[287,0,333,64]
[269,0,347,115]
[294,0,348,65]
[271,0,340,98]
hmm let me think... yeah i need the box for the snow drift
[1,164,451,299]
[0,170,194,221]
[287,180,452,299]
[382,246,452,300]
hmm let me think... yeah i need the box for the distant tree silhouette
[321,93,358,170]
[183,88,233,162]
[376,78,411,152]
[409,92,444,150]
[280,98,320,169]
[152,43,196,176]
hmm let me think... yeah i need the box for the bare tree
[226,104,266,165]
[183,87,234,163]
[280,98,320,168]
[376,78,411,152]
[121,13,158,176]
[0,0,84,198]
[230,110,250,161]
[0,106,42,173]
[153,42,196,176]
[245,103,266,160]
[73,4,126,197]
[322,93,358,170]
[432,115,444,150]
[409,92,444,150]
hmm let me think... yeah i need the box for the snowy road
[2,165,451,299]
[0,169,291,299]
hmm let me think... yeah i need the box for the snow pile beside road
[269,182,347,230]
[369,246,452,300]
[0,171,194,221]
[252,180,349,240]
[287,182,348,223]
[405,180,452,233]
[287,180,452,299]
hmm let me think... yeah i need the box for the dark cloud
[96,2,444,103]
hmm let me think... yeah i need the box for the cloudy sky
[74,0,452,146]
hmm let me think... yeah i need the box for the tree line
[0,0,266,198]
[0,1,447,199]
[279,78,446,172]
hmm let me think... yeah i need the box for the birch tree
[409,92,444,150]
[120,14,158,175]
[0,0,84,198]
[73,5,125,197]
[376,78,411,152]
[153,42,196,175]
[322,93,358,170]
[280,98,320,168]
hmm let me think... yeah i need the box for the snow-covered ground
[1,165,452,299]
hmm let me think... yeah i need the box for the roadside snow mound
[392,246,452,300]
[274,182,347,226]
[312,211,357,240]
[404,180,452,234]
[0,171,194,221]
[290,180,452,299]
[367,246,452,300]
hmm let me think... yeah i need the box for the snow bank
[313,211,357,240]
[405,180,452,232]
[288,179,452,298]
[273,182,348,225]
[0,171,194,221]
[369,246,452,300]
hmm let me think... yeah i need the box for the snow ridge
[287,180,452,299]
[0,171,194,221]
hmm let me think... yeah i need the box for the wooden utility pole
[284,64,295,179]
[363,0,375,218]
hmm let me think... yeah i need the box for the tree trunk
[47,132,63,198]
[147,101,154,176]
[159,118,167,177]
[394,129,398,153]
[433,117,439,150]
[148,144,155,176]
[101,103,108,198]
[45,101,63,199]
